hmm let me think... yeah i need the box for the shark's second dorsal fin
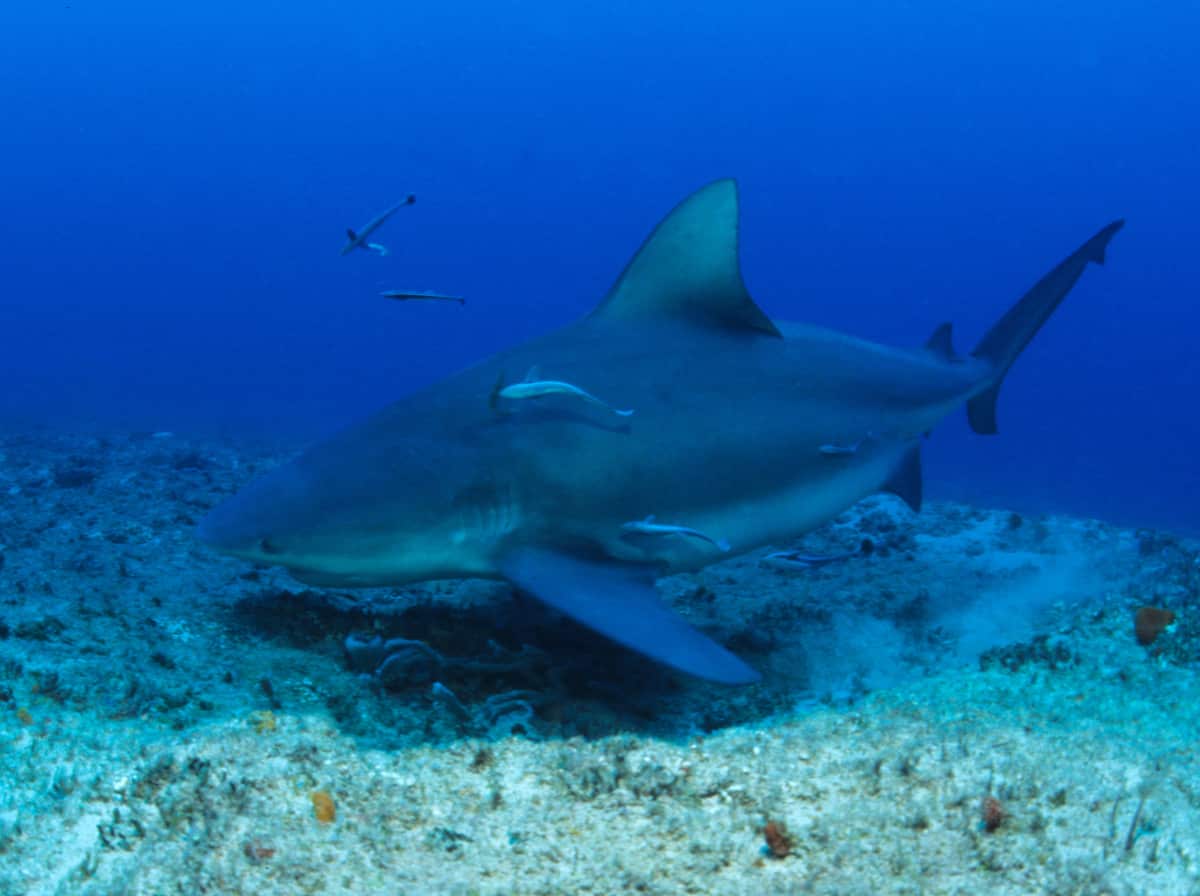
[589,179,781,338]
[924,322,957,361]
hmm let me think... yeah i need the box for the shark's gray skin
[199,180,1122,685]
[341,195,415,256]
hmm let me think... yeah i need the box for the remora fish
[198,179,1123,685]
[762,548,861,569]
[621,515,731,552]
[341,194,416,256]
[381,290,465,305]
[818,441,862,456]
[498,379,634,417]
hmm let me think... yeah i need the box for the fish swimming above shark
[381,290,466,305]
[341,194,416,256]
[198,179,1123,685]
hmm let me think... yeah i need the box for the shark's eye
[259,537,283,556]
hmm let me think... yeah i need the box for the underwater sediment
[1,429,1197,895]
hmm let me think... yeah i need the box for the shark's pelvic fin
[924,322,957,361]
[882,445,923,512]
[589,179,781,338]
[499,546,760,684]
[968,220,1125,434]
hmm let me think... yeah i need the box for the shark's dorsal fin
[346,228,358,242]
[589,179,781,338]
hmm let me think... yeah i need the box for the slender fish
[761,541,869,569]
[498,379,634,417]
[381,290,465,305]
[341,194,416,256]
[818,441,861,456]
[621,515,730,552]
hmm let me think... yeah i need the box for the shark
[198,179,1122,685]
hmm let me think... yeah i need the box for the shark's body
[200,180,1122,684]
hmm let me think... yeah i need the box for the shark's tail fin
[967,220,1124,434]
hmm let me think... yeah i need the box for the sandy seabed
[1,429,1197,895]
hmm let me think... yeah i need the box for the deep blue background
[2,1,1196,530]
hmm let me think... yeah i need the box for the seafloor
[1,428,1197,896]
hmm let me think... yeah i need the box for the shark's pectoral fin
[588,179,781,338]
[882,445,922,512]
[499,546,760,685]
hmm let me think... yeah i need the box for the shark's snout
[195,464,313,559]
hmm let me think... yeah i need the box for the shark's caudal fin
[589,179,781,338]
[500,547,760,684]
[967,220,1124,434]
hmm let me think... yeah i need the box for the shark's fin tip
[1088,219,1125,264]
[882,445,923,513]
[499,547,758,684]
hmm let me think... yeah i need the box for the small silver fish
[818,440,862,456]
[341,194,415,256]
[761,545,864,569]
[381,290,465,305]
[499,379,633,417]
[621,515,730,552]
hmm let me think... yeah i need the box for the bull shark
[198,180,1122,685]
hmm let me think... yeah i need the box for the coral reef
[0,428,1197,894]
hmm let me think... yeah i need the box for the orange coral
[982,796,1006,833]
[1135,606,1176,646]
[311,790,336,824]
[763,820,792,858]
[243,839,276,862]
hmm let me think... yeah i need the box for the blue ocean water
[2,0,1196,531]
